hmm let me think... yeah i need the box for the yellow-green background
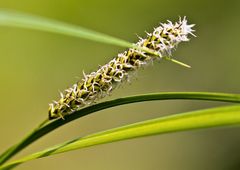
[0,0,240,169]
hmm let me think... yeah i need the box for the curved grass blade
[0,10,160,56]
[1,105,240,170]
[0,92,240,165]
[0,10,131,47]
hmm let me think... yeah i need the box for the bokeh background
[0,0,240,169]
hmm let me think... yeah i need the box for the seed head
[48,17,195,119]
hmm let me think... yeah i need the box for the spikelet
[48,17,195,119]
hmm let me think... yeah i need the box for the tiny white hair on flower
[48,17,195,119]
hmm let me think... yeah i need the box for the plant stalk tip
[164,57,191,68]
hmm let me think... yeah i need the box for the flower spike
[48,17,195,119]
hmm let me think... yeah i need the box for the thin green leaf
[1,105,240,170]
[0,92,240,165]
[0,10,131,47]
[0,10,160,56]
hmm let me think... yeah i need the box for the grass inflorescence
[48,17,195,119]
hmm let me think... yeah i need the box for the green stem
[0,92,240,165]
[164,56,191,68]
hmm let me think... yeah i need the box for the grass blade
[1,105,240,170]
[0,92,240,165]
[0,10,132,47]
[0,10,162,56]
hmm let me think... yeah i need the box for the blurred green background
[0,0,240,169]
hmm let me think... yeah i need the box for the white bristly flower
[48,17,195,119]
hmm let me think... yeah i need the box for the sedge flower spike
[48,17,195,119]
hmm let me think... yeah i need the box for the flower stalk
[49,17,195,119]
